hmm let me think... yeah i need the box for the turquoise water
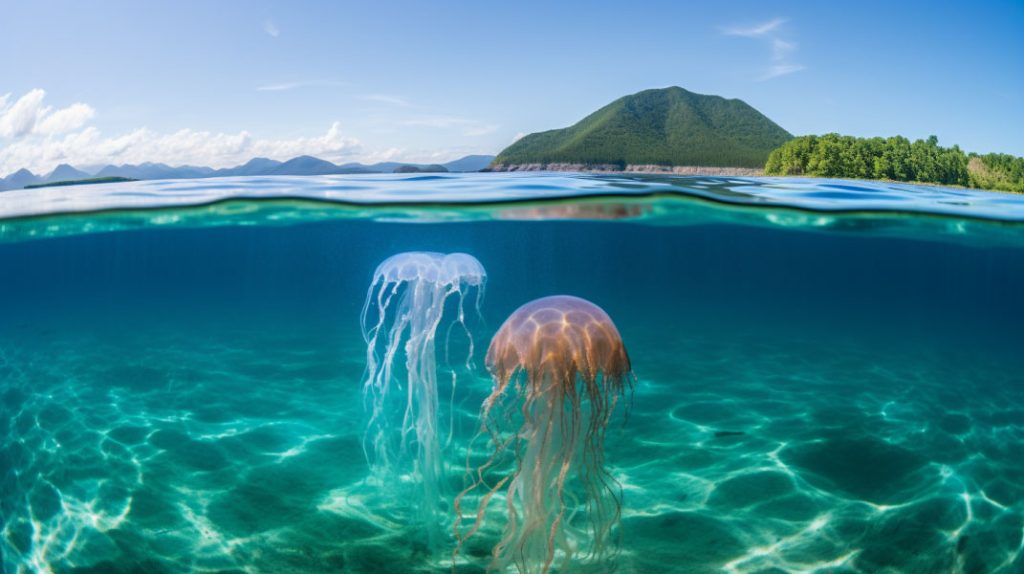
[1,173,1023,573]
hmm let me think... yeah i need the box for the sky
[1,0,1022,175]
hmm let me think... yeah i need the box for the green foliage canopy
[23,176,137,189]
[494,87,793,169]
[765,134,1024,193]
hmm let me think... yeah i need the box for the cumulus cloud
[0,89,363,174]
[0,89,95,138]
[37,103,96,135]
[721,17,805,80]
[0,88,497,176]
[1,122,362,175]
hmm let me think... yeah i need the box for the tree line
[764,134,1024,193]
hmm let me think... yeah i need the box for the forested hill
[491,87,793,169]
[764,134,1024,193]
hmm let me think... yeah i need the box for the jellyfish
[454,295,634,573]
[361,251,486,547]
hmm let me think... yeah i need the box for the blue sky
[1,0,1022,174]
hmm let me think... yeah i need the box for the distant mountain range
[491,86,792,170]
[0,154,496,191]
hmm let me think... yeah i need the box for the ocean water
[1,173,1023,573]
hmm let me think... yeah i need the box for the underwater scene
[1,173,1023,573]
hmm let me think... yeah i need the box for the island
[488,86,792,174]
[24,176,138,189]
[487,85,1024,194]
[394,164,449,174]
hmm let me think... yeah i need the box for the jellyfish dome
[455,295,634,574]
[360,251,486,548]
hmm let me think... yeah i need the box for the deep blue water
[1,174,1023,573]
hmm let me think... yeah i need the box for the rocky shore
[487,163,764,176]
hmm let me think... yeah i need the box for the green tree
[763,133,1019,192]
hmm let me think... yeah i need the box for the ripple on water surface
[2,172,1024,223]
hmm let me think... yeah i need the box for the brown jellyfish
[454,295,634,573]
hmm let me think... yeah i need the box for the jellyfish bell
[485,295,631,396]
[368,251,441,289]
[360,251,486,549]
[442,253,487,288]
[364,252,485,311]
[456,295,634,574]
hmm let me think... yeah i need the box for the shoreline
[487,163,763,176]
[486,164,1022,194]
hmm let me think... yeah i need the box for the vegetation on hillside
[494,87,792,169]
[24,176,137,189]
[966,153,1024,193]
[394,164,448,173]
[764,134,1024,193]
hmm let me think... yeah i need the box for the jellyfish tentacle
[363,278,406,469]
[456,296,633,573]
[359,252,486,552]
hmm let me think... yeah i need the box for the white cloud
[257,82,300,92]
[511,132,526,144]
[264,19,279,38]
[721,17,805,81]
[0,89,95,138]
[36,102,95,135]
[0,89,44,137]
[721,17,787,38]
[762,64,806,80]
[0,88,498,176]
[771,38,796,60]
[0,95,363,174]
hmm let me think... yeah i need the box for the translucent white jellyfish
[454,295,634,573]
[360,251,486,547]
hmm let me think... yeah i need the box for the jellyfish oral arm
[455,295,632,573]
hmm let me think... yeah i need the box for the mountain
[1,169,41,191]
[97,162,216,180]
[214,157,283,176]
[0,153,495,190]
[338,161,397,173]
[267,155,344,176]
[46,164,90,182]
[443,155,495,172]
[492,87,792,169]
